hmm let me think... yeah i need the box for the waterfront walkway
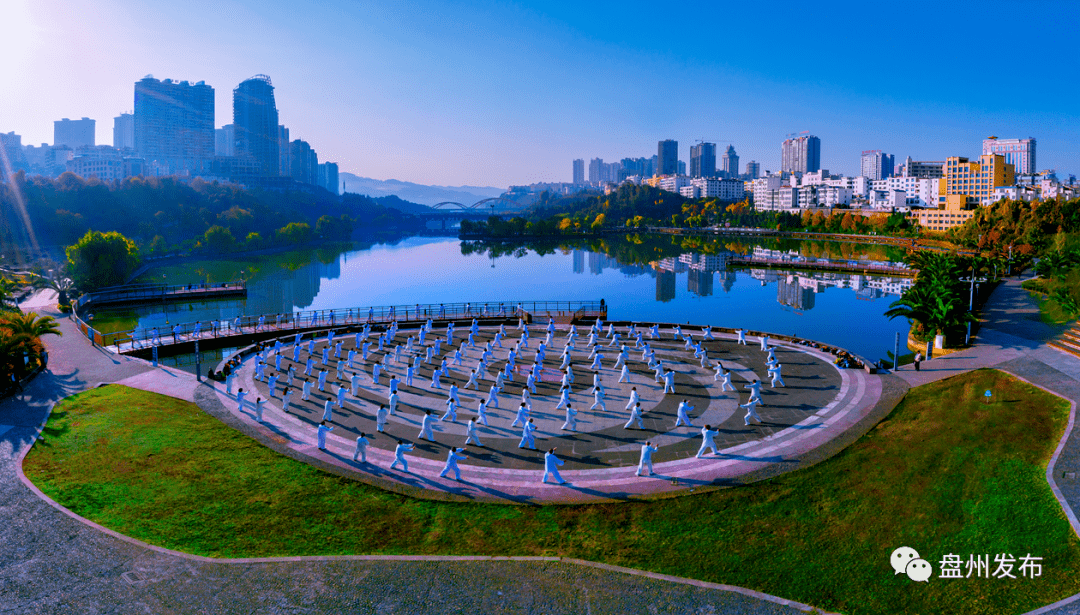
[5,278,1080,613]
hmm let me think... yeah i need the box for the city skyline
[1,0,1077,189]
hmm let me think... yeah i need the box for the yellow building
[906,154,1014,232]
[940,154,1015,207]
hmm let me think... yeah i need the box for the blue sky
[2,0,1077,188]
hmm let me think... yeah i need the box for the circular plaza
[218,317,887,504]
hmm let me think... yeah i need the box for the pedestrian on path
[353,433,369,463]
[390,440,414,472]
[440,447,468,481]
[255,397,264,423]
[543,447,567,484]
[637,441,657,477]
[225,373,235,395]
[236,388,246,411]
[737,329,747,345]
[914,351,923,372]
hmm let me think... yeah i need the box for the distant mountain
[339,173,505,207]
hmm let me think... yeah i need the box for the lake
[98,233,913,370]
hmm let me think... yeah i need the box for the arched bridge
[420,197,521,228]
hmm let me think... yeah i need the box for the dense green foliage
[0,172,424,260]
[0,310,60,388]
[885,252,996,345]
[462,183,913,238]
[948,197,1080,256]
[24,371,1079,615]
[64,230,140,291]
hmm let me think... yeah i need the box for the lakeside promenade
[3,279,1080,613]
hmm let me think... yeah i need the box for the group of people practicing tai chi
[226,317,787,484]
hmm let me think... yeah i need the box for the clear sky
[2,0,1077,188]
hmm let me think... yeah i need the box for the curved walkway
[5,279,1080,613]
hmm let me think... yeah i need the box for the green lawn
[23,370,1079,615]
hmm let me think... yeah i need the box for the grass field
[23,369,1079,615]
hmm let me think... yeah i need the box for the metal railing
[96,299,607,353]
[72,280,247,310]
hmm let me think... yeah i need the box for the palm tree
[0,277,19,310]
[30,274,74,305]
[0,312,62,341]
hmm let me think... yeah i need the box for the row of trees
[0,172,425,263]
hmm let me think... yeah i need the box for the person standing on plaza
[518,418,537,449]
[741,397,763,425]
[637,441,658,477]
[418,410,437,441]
[561,404,578,431]
[624,402,645,429]
[466,418,483,447]
[317,421,333,450]
[737,328,747,345]
[390,439,414,472]
[281,387,293,412]
[675,399,695,428]
[440,447,468,481]
[236,388,246,412]
[254,397,264,423]
[353,432,370,463]
[913,351,923,372]
[696,424,720,458]
[543,448,567,485]
[376,404,389,432]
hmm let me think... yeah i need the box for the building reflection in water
[571,248,913,307]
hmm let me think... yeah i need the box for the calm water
[103,235,912,367]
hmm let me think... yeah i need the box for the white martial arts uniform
[390,442,414,471]
[696,426,720,457]
[440,448,467,480]
[675,401,695,427]
[637,443,658,476]
[353,435,369,462]
[543,451,567,484]
[419,413,437,441]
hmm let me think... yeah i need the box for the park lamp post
[959,273,988,346]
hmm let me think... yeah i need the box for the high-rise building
[860,150,894,180]
[588,158,603,184]
[54,118,95,149]
[112,113,134,150]
[215,124,235,156]
[689,142,716,178]
[318,162,339,194]
[233,75,280,176]
[133,76,215,173]
[781,134,820,174]
[658,140,678,176]
[289,139,318,185]
[982,137,1035,175]
[746,160,761,179]
[0,132,27,180]
[721,145,739,179]
[572,159,584,185]
[277,125,291,176]
[655,267,676,302]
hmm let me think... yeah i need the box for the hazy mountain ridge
[339,173,505,207]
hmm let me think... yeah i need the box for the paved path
[0,290,822,614]
[216,322,896,504]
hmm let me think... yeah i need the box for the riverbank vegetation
[0,172,425,264]
[460,184,915,239]
[0,309,60,393]
[24,370,1078,615]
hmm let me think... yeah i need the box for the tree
[591,213,606,231]
[201,225,236,253]
[277,222,312,245]
[29,274,74,306]
[0,311,62,341]
[65,230,140,291]
[0,277,18,310]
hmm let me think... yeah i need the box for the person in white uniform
[561,404,578,431]
[543,448,567,485]
[418,411,437,441]
[390,440,414,472]
[675,399,696,428]
[465,418,483,447]
[696,424,720,457]
[439,447,468,481]
[518,418,537,449]
[625,402,645,429]
[741,398,763,425]
[317,421,333,450]
[637,441,658,477]
[376,404,389,432]
[353,432,369,462]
